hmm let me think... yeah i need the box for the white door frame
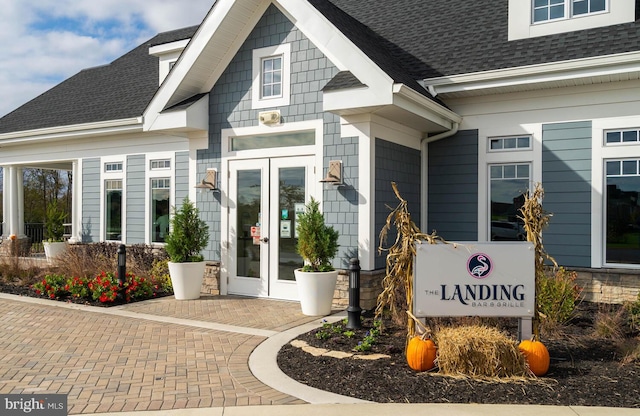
[219,119,324,296]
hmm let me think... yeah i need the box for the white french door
[227,156,315,300]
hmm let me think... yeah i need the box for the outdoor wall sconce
[195,168,218,192]
[320,160,343,185]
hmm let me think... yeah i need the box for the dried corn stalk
[518,182,557,340]
[376,182,444,338]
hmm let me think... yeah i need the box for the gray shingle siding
[82,159,101,243]
[324,130,359,270]
[375,138,421,270]
[175,151,190,209]
[200,4,344,262]
[427,130,479,241]
[542,121,592,268]
[126,155,145,244]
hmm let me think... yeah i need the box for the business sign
[413,242,535,318]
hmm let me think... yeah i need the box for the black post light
[117,244,126,287]
[346,258,362,329]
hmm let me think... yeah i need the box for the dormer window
[252,44,291,109]
[149,39,190,85]
[533,0,607,23]
[509,0,632,40]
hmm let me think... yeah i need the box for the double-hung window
[605,159,640,265]
[533,0,607,23]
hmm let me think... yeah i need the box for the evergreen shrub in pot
[294,197,340,315]
[164,198,209,300]
[43,202,68,263]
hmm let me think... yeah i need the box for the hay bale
[436,325,529,378]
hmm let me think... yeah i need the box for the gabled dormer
[508,0,636,40]
[149,39,190,85]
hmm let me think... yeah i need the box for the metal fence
[0,222,71,245]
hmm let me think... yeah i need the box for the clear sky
[0,0,214,118]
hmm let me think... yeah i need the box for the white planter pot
[43,241,67,264]
[168,261,206,300]
[294,269,339,316]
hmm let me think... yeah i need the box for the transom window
[489,136,531,151]
[533,0,606,23]
[105,162,123,172]
[489,164,530,241]
[605,159,640,265]
[606,129,640,145]
[230,130,315,152]
[150,159,171,170]
[261,56,282,98]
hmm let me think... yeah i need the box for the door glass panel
[237,170,262,278]
[278,167,305,281]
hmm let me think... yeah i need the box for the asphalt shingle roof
[325,0,640,79]
[2,1,640,135]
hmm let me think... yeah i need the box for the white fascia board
[146,94,209,134]
[149,39,190,57]
[392,84,462,127]
[323,88,389,113]
[426,51,640,95]
[144,0,253,131]
[0,117,143,147]
[275,0,393,106]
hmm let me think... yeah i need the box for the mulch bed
[277,303,640,408]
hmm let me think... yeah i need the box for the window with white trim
[151,178,171,243]
[532,0,607,23]
[105,179,123,241]
[605,159,640,265]
[252,44,291,109]
[489,136,532,152]
[104,162,123,172]
[605,129,640,145]
[489,164,530,241]
[261,56,282,98]
[150,159,171,170]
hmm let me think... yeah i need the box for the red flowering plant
[67,276,90,299]
[32,274,69,299]
[88,271,122,303]
[88,271,155,303]
[124,273,154,302]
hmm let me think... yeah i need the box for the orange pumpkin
[518,339,550,376]
[406,336,437,372]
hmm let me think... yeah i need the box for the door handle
[261,237,269,243]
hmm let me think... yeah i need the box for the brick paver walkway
[0,295,314,414]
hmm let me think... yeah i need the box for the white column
[16,167,26,238]
[2,167,7,238]
[8,167,19,237]
[68,160,81,243]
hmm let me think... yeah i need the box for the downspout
[420,122,460,232]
